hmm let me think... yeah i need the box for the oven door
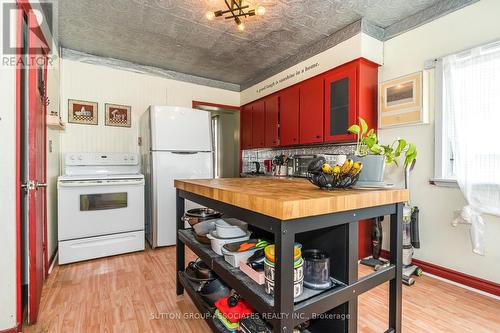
[57,179,144,240]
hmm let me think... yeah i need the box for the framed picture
[379,71,429,128]
[68,99,98,125]
[105,103,131,127]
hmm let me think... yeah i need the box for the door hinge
[21,180,36,192]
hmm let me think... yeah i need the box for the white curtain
[443,41,500,255]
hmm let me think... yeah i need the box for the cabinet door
[299,76,324,144]
[252,100,266,148]
[264,95,279,147]
[279,86,300,146]
[240,104,253,149]
[324,63,357,142]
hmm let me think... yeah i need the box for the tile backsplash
[242,143,356,174]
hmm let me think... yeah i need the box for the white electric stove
[57,153,145,264]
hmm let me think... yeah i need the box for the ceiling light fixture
[206,0,264,31]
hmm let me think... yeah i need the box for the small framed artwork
[379,71,429,128]
[105,104,131,127]
[68,99,98,125]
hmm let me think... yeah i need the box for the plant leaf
[359,117,368,136]
[396,139,407,154]
[370,144,383,154]
[347,124,360,135]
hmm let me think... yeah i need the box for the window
[434,40,500,186]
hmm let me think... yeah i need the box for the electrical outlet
[49,140,53,153]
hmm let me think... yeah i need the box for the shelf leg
[274,223,295,333]
[389,203,403,332]
[176,189,185,296]
[347,221,359,332]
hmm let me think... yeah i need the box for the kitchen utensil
[192,219,216,236]
[207,231,252,255]
[198,279,231,305]
[239,259,265,285]
[215,218,248,238]
[303,249,332,290]
[247,248,265,271]
[182,208,222,226]
[194,233,211,244]
[222,240,261,267]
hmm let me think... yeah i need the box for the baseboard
[0,325,19,333]
[379,249,500,297]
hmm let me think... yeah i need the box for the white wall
[60,59,240,154]
[0,3,18,329]
[240,33,383,104]
[379,0,500,283]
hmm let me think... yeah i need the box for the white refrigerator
[140,106,213,248]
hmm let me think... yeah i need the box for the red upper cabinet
[279,85,300,146]
[251,100,266,148]
[299,76,324,144]
[324,59,378,142]
[240,104,253,149]
[264,95,279,147]
[324,61,357,142]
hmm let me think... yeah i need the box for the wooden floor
[25,247,500,333]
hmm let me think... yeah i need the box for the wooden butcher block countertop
[175,178,408,220]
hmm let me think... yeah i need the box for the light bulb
[206,11,215,20]
[256,5,265,16]
[237,22,245,31]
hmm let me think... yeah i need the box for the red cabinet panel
[252,100,266,148]
[279,86,300,146]
[299,76,324,144]
[264,95,279,147]
[324,61,358,142]
[240,104,253,149]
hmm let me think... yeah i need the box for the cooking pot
[182,208,222,227]
[185,259,217,281]
[198,278,231,305]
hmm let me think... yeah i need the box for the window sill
[429,178,458,187]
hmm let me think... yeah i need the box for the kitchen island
[175,178,408,333]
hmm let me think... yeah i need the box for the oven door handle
[58,180,145,187]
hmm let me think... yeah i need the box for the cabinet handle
[316,135,321,139]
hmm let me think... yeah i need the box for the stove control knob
[69,155,75,160]
[124,156,129,161]
[77,155,83,160]
[129,155,135,161]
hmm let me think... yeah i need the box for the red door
[264,95,279,147]
[18,7,48,324]
[279,86,300,146]
[240,104,253,149]
[251,100,265,148]
[324,62,357,142]
[299,76,324,144]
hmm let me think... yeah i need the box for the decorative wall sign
[378,71,429,128]
[105,103,131,127]
[68,99,98,125]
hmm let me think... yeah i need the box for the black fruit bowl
[307,171,360,190]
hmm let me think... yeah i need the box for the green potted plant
[347,117,417,184]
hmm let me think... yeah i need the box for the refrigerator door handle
[171,151,199,155]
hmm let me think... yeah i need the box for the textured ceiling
[59,0,444,85]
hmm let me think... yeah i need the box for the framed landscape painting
[379,71,429,128]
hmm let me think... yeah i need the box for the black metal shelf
[178,229,275,313]
[178,271,231,333]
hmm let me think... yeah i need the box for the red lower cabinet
[264,95,279,147]
[251,100,266,148]
[299,76,324,144]
[279,85,300,146]
[240,104,253,149]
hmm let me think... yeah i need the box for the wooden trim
[192,100,240,111]
[380,250,500,296]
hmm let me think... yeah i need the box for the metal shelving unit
[176,189,403,333]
